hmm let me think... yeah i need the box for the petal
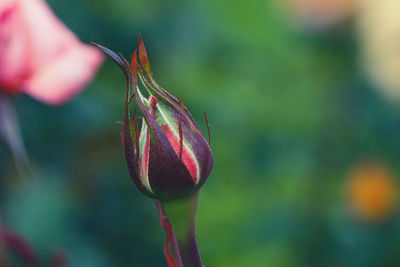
[0,0,104,103]
[147,137,196,200]
[18,0,78,68]
[0,0,29,92]
[23,44,103,105]
[161,124,199,182]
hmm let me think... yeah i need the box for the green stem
[161,193,202,267]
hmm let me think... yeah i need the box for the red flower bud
[93,36,213,200]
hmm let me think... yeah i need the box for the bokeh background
[1,0,400,266]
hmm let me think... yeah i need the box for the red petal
[161,125,198,182]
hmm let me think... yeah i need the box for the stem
[162,193,202,267]
[0,92,31,177]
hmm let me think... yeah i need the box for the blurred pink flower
[284,0,356,29]
[0,0,103,105]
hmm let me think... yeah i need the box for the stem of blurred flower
[0,92,31,178]
[161,193,202,267]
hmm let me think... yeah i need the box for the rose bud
[93,36,213,201]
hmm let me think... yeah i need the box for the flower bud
[94,36,213,200]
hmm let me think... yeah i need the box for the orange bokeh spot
[348,162,397,222]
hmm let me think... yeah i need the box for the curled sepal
[91,43,130,79]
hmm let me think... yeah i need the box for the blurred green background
[1,0,400,266]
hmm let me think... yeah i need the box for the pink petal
[18,0,78,69]
[0,0,103,103]
[0,0,29,92]
[23,44,103,105]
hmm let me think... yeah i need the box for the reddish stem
[0,92,31,177]
[155,201,183,267]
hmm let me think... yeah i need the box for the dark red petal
[162,125,198,183]
[167,111,213,187]
[147,137,196,199]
